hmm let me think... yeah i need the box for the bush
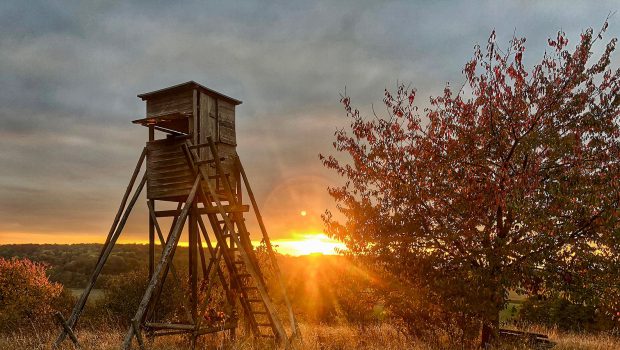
[95,269,190,326]
[0,257,67,331]
[518,294,616,332]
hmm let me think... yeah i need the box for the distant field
[499,290,527,323]
[68,288,104,303]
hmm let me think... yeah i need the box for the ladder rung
[247,299,262,302]
[257,323,272,327]
[252,311,268,315]
[243,286,258,290]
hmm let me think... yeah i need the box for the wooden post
[132,318,146,350]
[146,201,194,323]
[196,229,208,279]
[96,148,147,264]
[149,200,155,280]
[189,204,198,322]
[55,163,147,347]
[122,175,201,350]
[148,127,155,280]
[54,312,80,349]
[147,202,183,321]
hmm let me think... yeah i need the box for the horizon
[0,233,346,256]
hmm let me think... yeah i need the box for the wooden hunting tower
[134,81,241,201]
[55,82,298,350]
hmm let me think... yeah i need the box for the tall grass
[0,322,618,350]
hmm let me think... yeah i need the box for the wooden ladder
[184,137,286,341]
[120,136,290,349]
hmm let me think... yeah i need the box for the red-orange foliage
[323,22,620,345]
[0,257,63,330]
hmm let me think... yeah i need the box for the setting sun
[271,232,345,256]
[300,210,307,217]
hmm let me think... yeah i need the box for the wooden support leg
[196,214,236,310]
[54,312,80,349]
[122,176,201,350]
[146,201,194,324]
[189,205,198,322]
[196,231,208,279]
[149,199,155,280]
[146,202,183,322]
[132,318,146,350]
[55,171,147,347]
[96,148,147,266]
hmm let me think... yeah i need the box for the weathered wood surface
[54,312,80,349]
[132,318,145,350]
[146,89,193,118]
[154,204,249,217]
[237,155,300,337]
[146,201,194,323]
[55,150,147,348]
[499,329,555,349]
[147,138,238,200]
[218,100,236,145]
[199,92,217,159]
[199,137,288,343]
[122,176,201,349]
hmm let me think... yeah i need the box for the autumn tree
[0,257,65,331]
[322,23,620,346]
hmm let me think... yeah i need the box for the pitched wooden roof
[137,81,242,105]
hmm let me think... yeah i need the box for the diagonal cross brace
[122,175,201,350]
[54,149,147,347]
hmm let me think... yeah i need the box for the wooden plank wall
[146,138,238,201]
[146,90,193,118]
[146,138,195,200]
[218,100,236,145]
[199,92,217,159]
[217,143,237,192]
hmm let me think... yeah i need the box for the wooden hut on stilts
[54,81,299,349]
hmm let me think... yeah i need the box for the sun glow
[271,232,346,256]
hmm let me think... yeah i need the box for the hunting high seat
[54,82,298,350]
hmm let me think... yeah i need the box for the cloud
[0,0,618,242]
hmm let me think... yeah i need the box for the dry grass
[0,322,618,350]
[515,325,620,350]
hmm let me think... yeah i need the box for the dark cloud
[0,0,618,242]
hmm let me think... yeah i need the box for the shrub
[0,257,65,331]
[518,294,617,332]
[96,269,189,326]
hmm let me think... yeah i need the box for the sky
[0,0,618,254]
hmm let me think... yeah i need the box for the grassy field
[1,322,618,350]
[68,288,104,302]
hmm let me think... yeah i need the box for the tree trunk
[480,308,500,348]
